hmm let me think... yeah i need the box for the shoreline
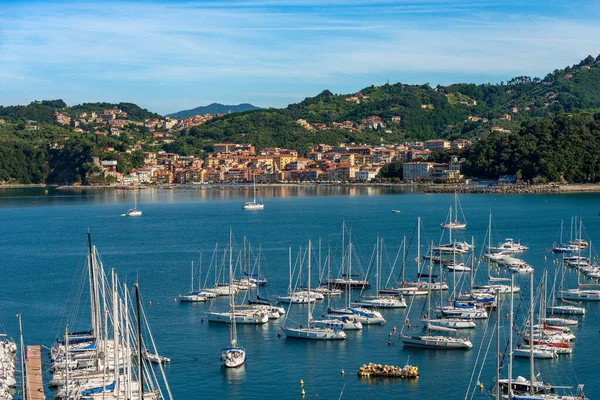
[1,182,597,194]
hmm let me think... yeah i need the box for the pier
[25,345,45,400]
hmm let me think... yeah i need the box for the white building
[403,162,434,181]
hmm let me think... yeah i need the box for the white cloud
[0,1,599,112]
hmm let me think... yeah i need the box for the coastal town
[58,107,473,185]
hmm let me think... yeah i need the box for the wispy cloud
[0,0,599,113]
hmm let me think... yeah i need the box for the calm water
[0,186,599,399]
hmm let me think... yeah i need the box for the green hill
[175,55,600,150]
[167,103,261,118]
[2,55,600,184]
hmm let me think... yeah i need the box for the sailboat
[207,235,269,324]
[49,233,173,400]
[400,249,473,349]
[557,225,600,301]
[352,236,407,308]
[424,260,476,329]
[381,219,447,296]
[440,192,466,229]
[125,191,142,216]
[282,240,347,340]
[473,213,521,295]
[497,272,587,400]
[327,239,386,325]
[243,175,264,210]
[221,231,246,368]
[179,258,212,302]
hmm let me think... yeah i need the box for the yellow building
[274,155,298,171]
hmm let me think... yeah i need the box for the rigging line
[359,239,378,297]
[464,300,494,400]
[383,236,402,288]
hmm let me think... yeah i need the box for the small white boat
[312,286,343,296]
[327,307,386,325]
[207,310,269,324]
[508,263,534,274]
[352,294,407,308]
[392,209,402,214]
[221,347,245,368]
[282,326,346,340]
[423,318,476,329]
[179,293,208,302]
[557,288,600,301]
[489,238,528,254]
[446,262,470,272]
[143,349,171,364]
[440,305,488,319]
[544,317,578,326]
[311,316,363,331]
[221,230,247,368]
[546,304,585,315]
[125,192,142,216]
[400,334,472,349]
[243,176,264,210]
[513,345,557,359]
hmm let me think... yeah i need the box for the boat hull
[207,311,268,324]
[282,327,347,340]
[400,335,472,349]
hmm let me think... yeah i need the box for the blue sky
[1,0,600,115]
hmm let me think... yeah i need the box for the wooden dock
[25,345,45,400]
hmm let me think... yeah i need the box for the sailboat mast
[111,270,120,393]
[508,274,514,398]
[402,235,406,284]
[342,222,345,273]
[17,314,25,400]
[198,252,202,292]
[135,283,144,399]
[347,240,352,308]
[488,213,492,284]
[230,229,237,347]
[307,240,312,324]
[288,246,292,294]
[375,236,379,295]
[426,242,433,333]
[190,261,194,294]
[470,236,474,292]
[454,193,458,222]
[65,324,69,397]
[87,233,97,336]
[495,289,501,400]
[417,218,421,282]
[529,271,534,395]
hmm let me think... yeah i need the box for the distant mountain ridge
[167,103,261,118]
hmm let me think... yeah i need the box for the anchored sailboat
[243,175,264,210]
[221,230,246,368]
[282,240,347,340]
[125,192,142,217]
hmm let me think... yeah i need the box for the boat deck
[26,345,45,400]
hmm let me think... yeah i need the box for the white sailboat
[440,192,466,229]
[328,240,386,325]
[208,236,268,324]
[179,259,210,303]
[400,251,473,349]
[498,272,587,400]
[353,236,407,309]
[125,192,142,216]
[243,175,264,210]
[221,231,246,368]
[282,240,347,340]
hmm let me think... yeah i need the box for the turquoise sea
[0,186,599,399]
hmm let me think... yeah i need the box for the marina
[1,186,600,399]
